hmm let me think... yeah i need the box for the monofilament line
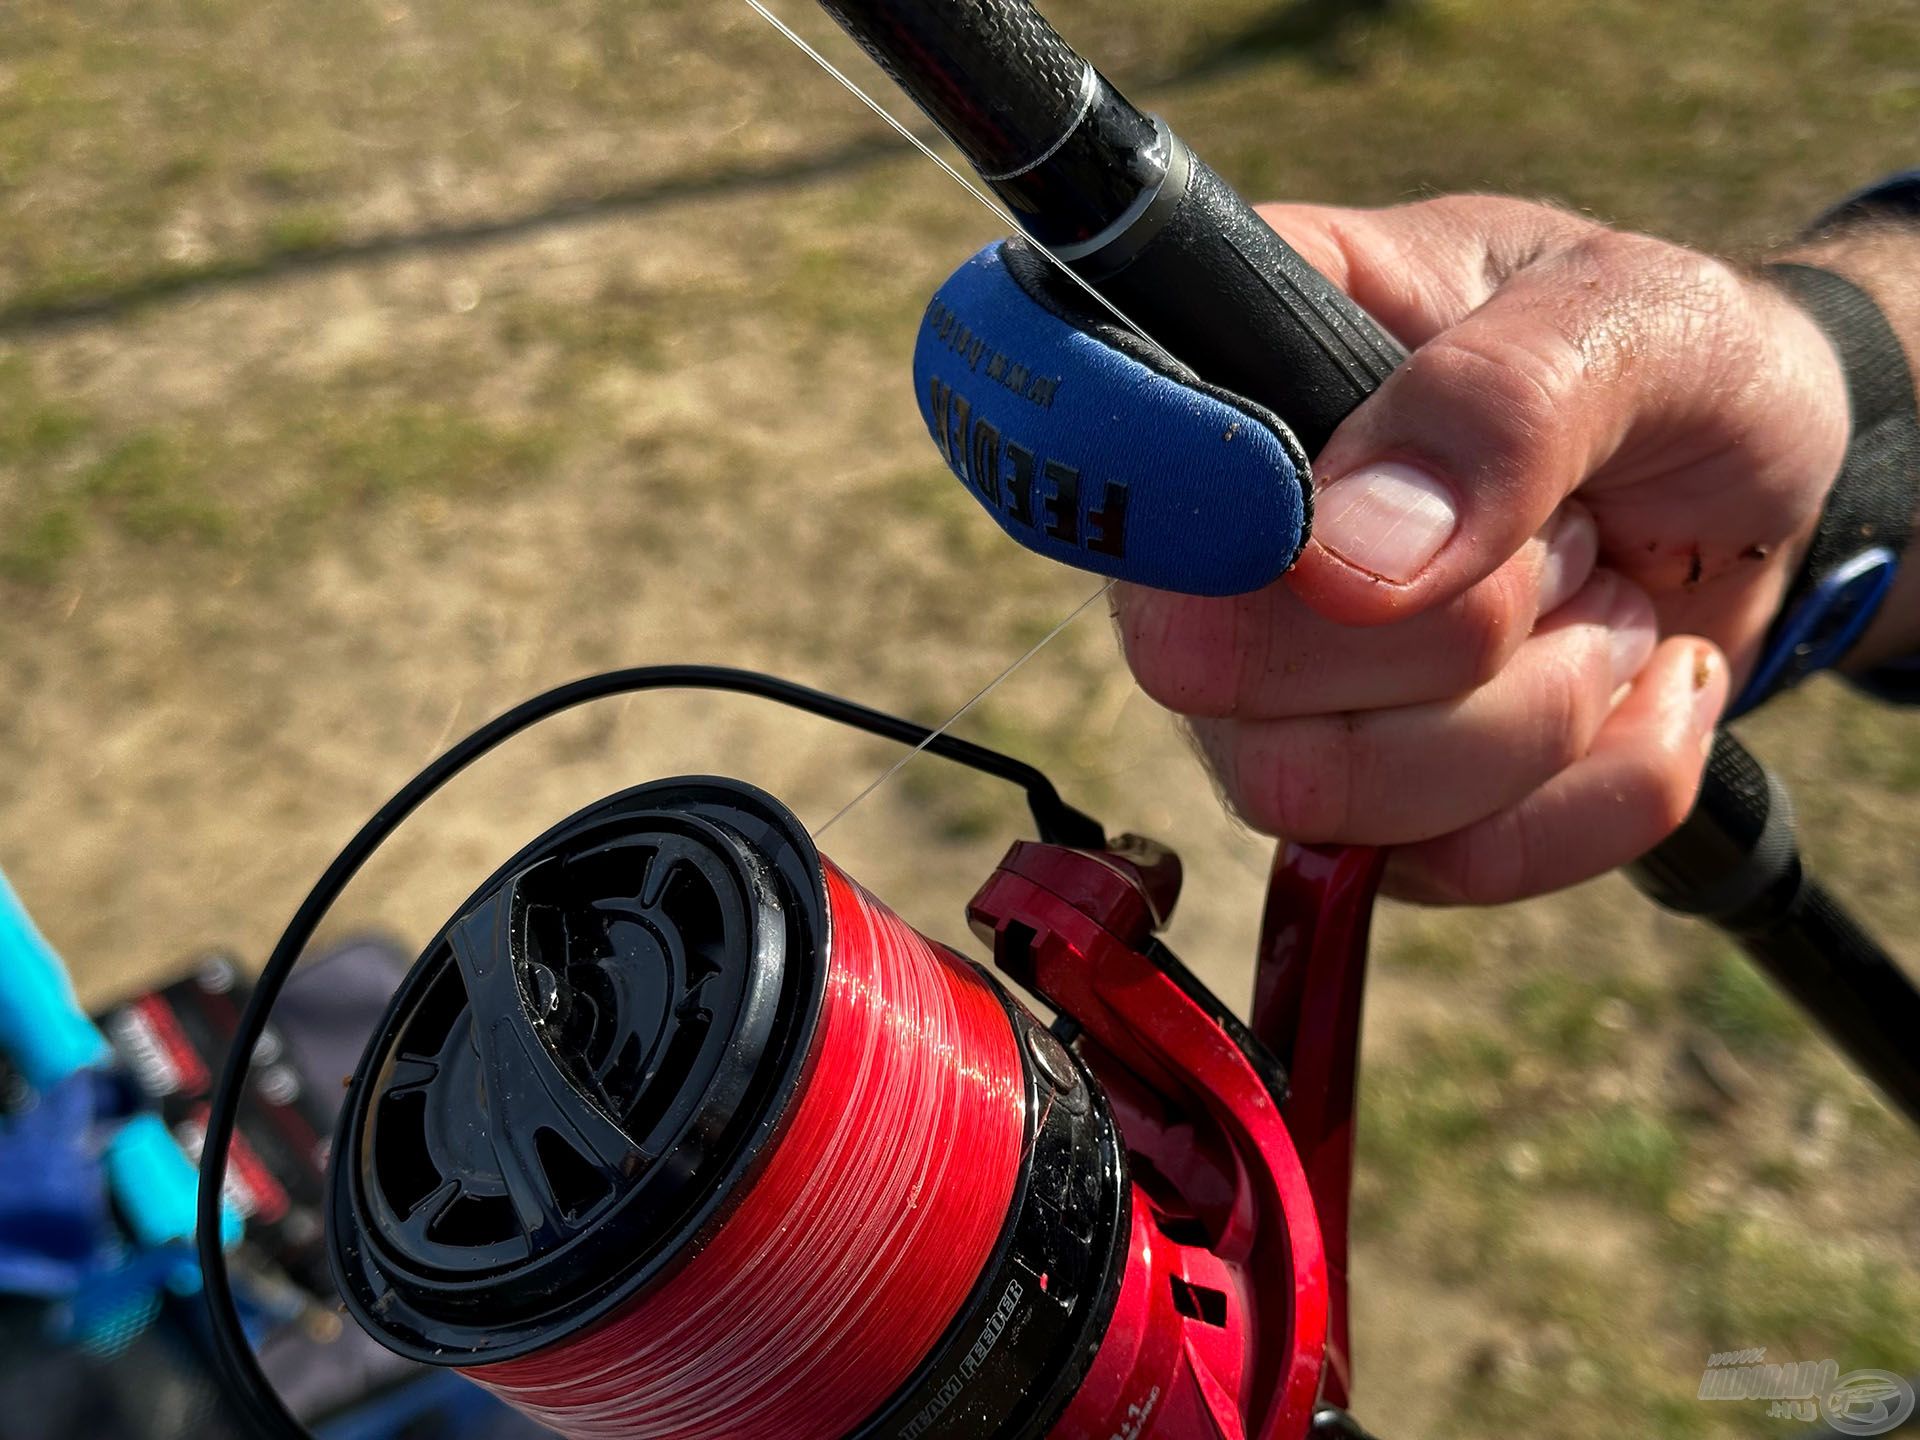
[737,0,1140,834]
[813,580,1114,837]
[737,0,1178,368]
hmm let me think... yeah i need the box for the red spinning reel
[202,668,1388,1440]
[324,782,1381,1440]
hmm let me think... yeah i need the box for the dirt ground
[3,1,1917,1435]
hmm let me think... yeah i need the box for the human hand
[1117,196,1850,903]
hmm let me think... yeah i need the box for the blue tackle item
[0,1067,198,1353]
[65,1243,188,1357]
[111,1110,242,1252]
[0,869,113,1090]
[0,1073,115,1298]
[914,241,1312,596]
[0,867,240,1254]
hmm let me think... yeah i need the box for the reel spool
[331,778,1126,1439]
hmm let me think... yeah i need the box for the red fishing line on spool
[461,858,1026,1440]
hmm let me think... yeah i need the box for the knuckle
[1567,225,1653,273]
[1412,333,1569,474]
[1563,231,1755,385]
[1118,593,1237,716]
[1654,246,1750,327]
[1229,720,1353,842]
[1470,196,1598,285]
[1421,192,1586,238]
[1452,579,1529,689]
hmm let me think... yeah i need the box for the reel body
[328,778,1375,1440]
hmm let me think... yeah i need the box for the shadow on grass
[1165,0,1410,84]
[0,136,904,337]
[0,1,1422,338]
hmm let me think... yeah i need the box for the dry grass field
[2,1,1917,1435]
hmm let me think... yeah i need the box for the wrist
[1774,230,1920,673]
[1752,271,1850,577]
[1726,230,1920,712]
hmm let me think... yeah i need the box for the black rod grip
[1630,731,1920,1127]
[814,0,1405,456]
[1079,149,1407,458]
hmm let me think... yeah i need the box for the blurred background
[2,0,1917,1435]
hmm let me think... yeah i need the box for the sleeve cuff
[1813,169,1920,230]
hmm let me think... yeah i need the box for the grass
[494,282,673,371]
[1831,700,1920,794]
[79,432,231,544]
[1506,970,1664,1065]
[1666,1211,1920,1377]
[315,406,558,508]
[263,206,349,258]
[1376,921,1477,975]
[1682,946,1808,1056]
[1356,919,1918,1437]
[1,507,86,585]
[0,357,90,460]
[0,0,885,321]
[0,348,561,583]
[1541,1106,1686,1209]
[1353,1025,1512,1231]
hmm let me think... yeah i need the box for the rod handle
[1082,145,1407,458]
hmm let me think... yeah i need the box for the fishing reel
[200,668,1385,1440]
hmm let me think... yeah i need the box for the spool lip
[327,776,829,1364]
[847,996,1131,1440]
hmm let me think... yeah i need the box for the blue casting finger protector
[0,866,239,1251]
[913,243,1311,596]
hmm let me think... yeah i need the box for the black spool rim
[327,776,830,1364]
[851,993,1131,1440]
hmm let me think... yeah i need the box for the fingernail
[1605,577,1656,686]
[1314,462,1459,583]
[1537,504,1597,618]
[1691,646,1724,731]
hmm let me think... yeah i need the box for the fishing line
[813,579,1112,837]
[740,0,1154,839]
[738,0,1178,368]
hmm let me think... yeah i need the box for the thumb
[1253,198,1623,626]
[1255,195,1598,349]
